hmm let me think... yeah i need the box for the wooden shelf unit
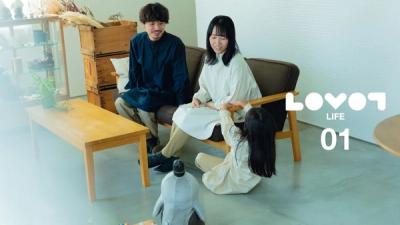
[78,20,137,113]
[0,16,69,97]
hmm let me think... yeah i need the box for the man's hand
[192,98,201,108]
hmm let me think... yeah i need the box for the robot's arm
[153,194,164,217]
[193,201,206,222]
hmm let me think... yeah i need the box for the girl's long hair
[240,107,277,177]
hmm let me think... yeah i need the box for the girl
[195,101,277,194]
[147,15,261,172]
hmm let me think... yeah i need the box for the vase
[41,95,56,108]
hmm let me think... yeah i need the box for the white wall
[66,0,197,96]
[63,27,84,97]
[195,0,400,143]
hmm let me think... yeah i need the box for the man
[115,2,190,153]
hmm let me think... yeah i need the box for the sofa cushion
[110,57,129,93]
[156,105,178,125]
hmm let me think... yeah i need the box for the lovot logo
[286,92,386,111]
[285,92,386,151]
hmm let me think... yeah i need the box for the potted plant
[32,75,57,108]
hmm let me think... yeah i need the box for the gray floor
[1,99,399,225]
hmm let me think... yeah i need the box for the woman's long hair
[239,107,277,177]
[205,15,239,66]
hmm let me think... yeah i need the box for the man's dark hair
[139,2,169,24]
[205,15,239,66]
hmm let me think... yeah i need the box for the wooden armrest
[249,91,299,106]
[110,72,120,78]
[227,91,299,113]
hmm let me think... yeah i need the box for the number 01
[320,128,349,151]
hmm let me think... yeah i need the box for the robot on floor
[153,159,205,225]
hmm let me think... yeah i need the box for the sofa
[113,46,301,160]
[156,46,301,160]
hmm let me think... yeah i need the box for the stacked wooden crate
[78,20,137,113]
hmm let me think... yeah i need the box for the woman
[147,15,261,172]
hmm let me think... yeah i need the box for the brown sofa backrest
[185,46,206,95]
[246,58,299,130]
[246,59,299,96]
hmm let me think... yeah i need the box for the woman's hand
[205,102,217,109]
[192,98,201,108]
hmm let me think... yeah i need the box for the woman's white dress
[172,53,261,139]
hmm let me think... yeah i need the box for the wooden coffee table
[374,114,400,157]
[26,99,150,202]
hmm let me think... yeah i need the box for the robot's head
[173,159,185,177]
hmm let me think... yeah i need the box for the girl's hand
[231,100,248,108]
[192,98,201,107]
[220,103,232,110]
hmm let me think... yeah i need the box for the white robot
[153,159,205,225]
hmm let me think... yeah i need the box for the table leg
[138,134,150,187]
[84,146,96,202]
